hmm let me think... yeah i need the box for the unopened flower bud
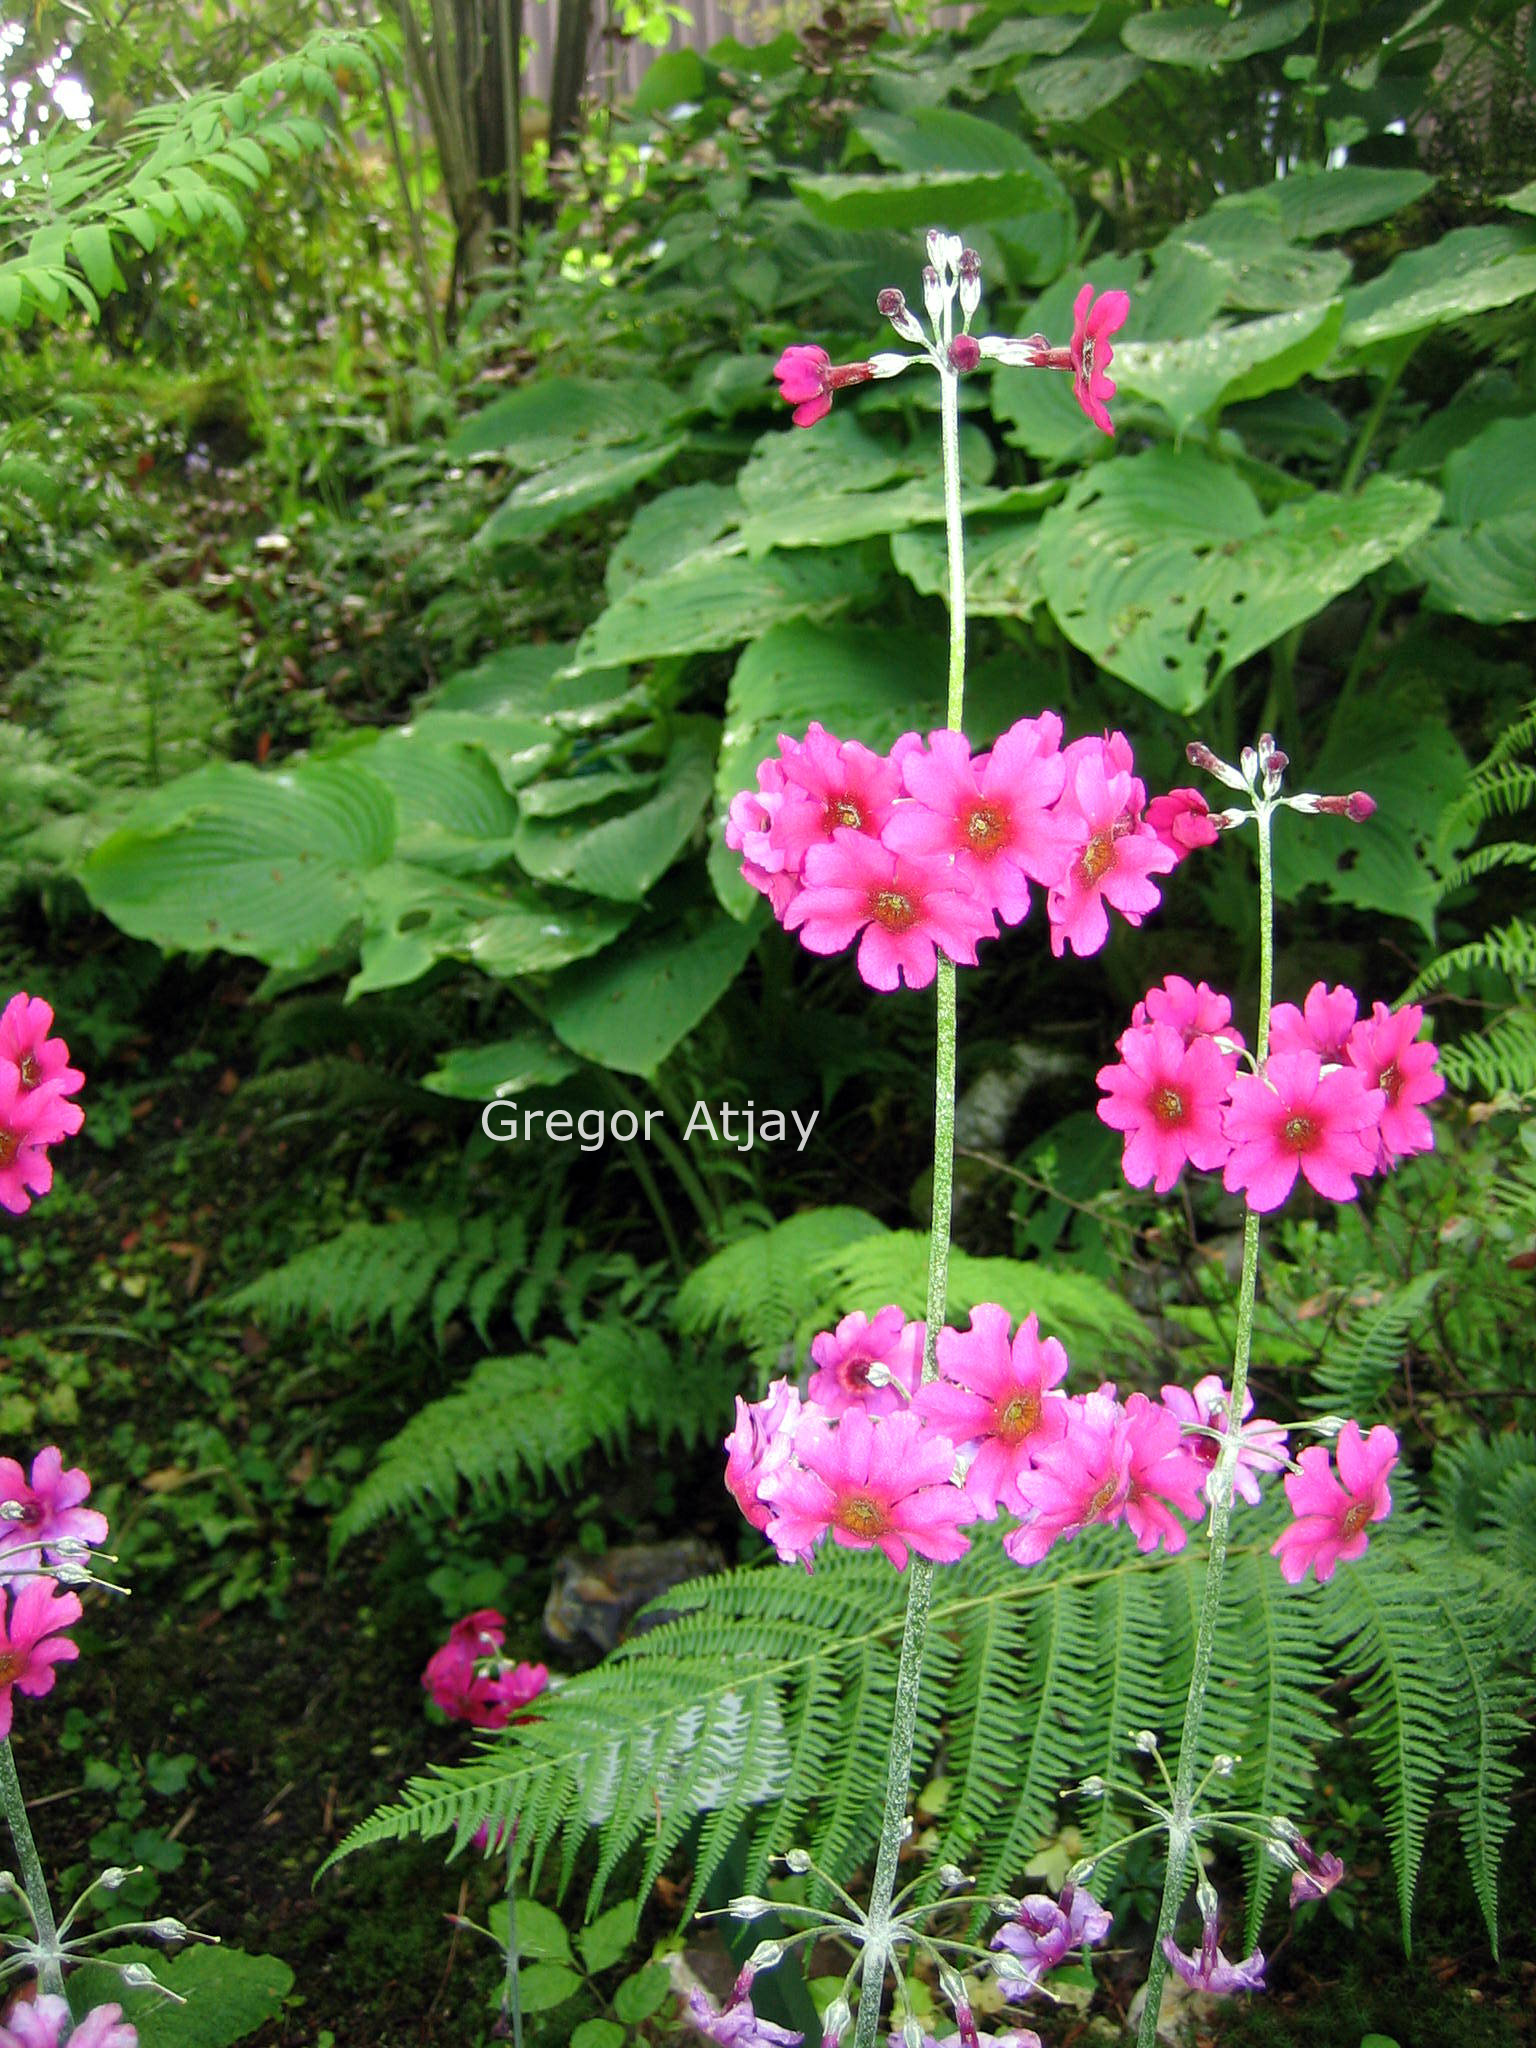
[938,1863,971,1889]
[1186,740,1250,792]
[782,1848,812,1874]
[1078,1774,1107,1797]
[98,1866,130,1891]
[958,248,982,322]
[729,1895,774,1920]
[1133,1728,1159,1752]
[119,1964,160,1989]
[868,351,916,382]
[150,1918,189,1942]
[1239,745,1259,784]
[746,1940,784,1973]
[948,334,981,373]
[926,227,950,271]
[876,288,925,344]
[1300,789,1377,820]
[0,1501,26,1522]
[820,1997,852,2044]
[922,264,945,325]
[903,2018,925,2048]
[877,287,905,317]
[899,1815,914,1841]
[1212,1754,1237,1778]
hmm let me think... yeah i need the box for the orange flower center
[1342,1500,1373,1538]
[997,1392,1041,1444]
[1086,1475,1120,1519]
[1379,1061,1402,1105]
[1153,1087,1185,1126]
[840,1494,889,1538]
[1076,832,1114,887]
[966,804,1006,855]
[1282,1114,1316,1150]
[872,889,918,932]
[17,1051,40,1089]
[0,1649,23,1685]
[0,1129,19,1169]
[825,798,864,832]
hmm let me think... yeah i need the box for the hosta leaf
[513,721,716,901]
[1112,302,1342,434]
[736,409,922,508]
[606,482,741,598]
[432,644,641,732]
[890,517,1044,619]
[1036,449,1440,713]
[1017,49,1145,121]
[1402,415,1536,626]
[792,165,1058,232]
[851,106,1068,212]
[449,377,686,468]
[360,731,521,870]
[476,437,685,546]
[1159,210,1350,312]
[351,867,634,995]
[545,908,763,1074]
[424,1035,580,1099]
[1338,225,1536,354]
[1216,165,1434,241]
[1122,0,1312,67]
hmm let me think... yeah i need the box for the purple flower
[686,1986,804,2046]
[1289,1839,1345,1907]
[1162,1905,1266,1995]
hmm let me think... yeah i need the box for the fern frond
[1404,917,1536,1000]
[1441,763,1536,845]
[1426,1585,1528,1954]
[1438,1007,1536,1097]
[674,1207,889,1373]
[1437,840,1536,894]
[1305,1271,1444,1416]
[231,1214,464,1338]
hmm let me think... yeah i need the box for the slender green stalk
[851,364,967,2048]
[1135,801,1275,2047]
[500,1840,524,2048]
[1,1738,64,1997]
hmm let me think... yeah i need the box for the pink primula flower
[0,1063,80,1216]
[421,1609,548,1729]
[1144,787,1220,863]
[772,344,877,429]
[1159,1375,1288,1507]
[1345,1001,1443,1165]
[768,724,904,877]
[884,720,1072,927]
[785,832,995,991]
[1069,284,1130,435]
[1096,1022,1236,1193]
[1121,1393,1206,1554]
[761,1408,974,1571]
[807,1307,924,1418]
[725,758,799,920]
[725,1378,805,1531]
[0,1577,82,1740]
[0,1446,109,1582]
[911,1305,1070,1517]
[1128,975,1243,1051]
[1046,748,1176,959]
[1005,1390,1131,1566]
[0,1997,137,2048]
[1270,1422,1398,1585]
[1268,982,1360,1065]
[1288,1838,1346,1907]
[1223,1053,1384,1212]
[0,995,85,1106]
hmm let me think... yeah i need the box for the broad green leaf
[361,732,521,870]
[1502,179,1536,217]
[963,11,1091,64]
[1216,165,1433,241]
[432,645,640,732]
[737,472,1044,556]
[513,722,715,900]
[519,764,659,817]
[571,546,880,672]
[476,437,685,546]
[736,409,921,509]
[1338,225,1536,353]
[852,107,1068,212]
[612,1963,671,2022]
[80,760,395,969]
[488,1897,573,1962]
[92,1944,293,2048]
[425,1034,580,1099]
[1437,413,1536,528]
[1405,416,1536,625]
[546,909,763,1074]
[1112,302,1341,434]
[1017,49,1145,121]
[1389,371,1536,476]
[578,1897,640,1973]
[632,46,707,114]
[890,517,1044,619]
[449,377,685,467]
[509,1962,583,2012]
[70,223,123,296]
[1122,0,1311,67]
[1036,450,1440,713]
[606,482,741,597]
[792,162,1059,232]
[571,2024,626,2048]
[1159,209,1350,312]
[352,868,634,995]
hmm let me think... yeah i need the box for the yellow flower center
[825,798,864,832]
[840,1494,888,1538]
[997,1392,1041,1444]
[1153,1087,1185,1126]
[966,804,1006,854]
[1282,1114,1316,1150]
[1076,832,1114,886]
[17,1051,40,1089]
[872,889,918,932]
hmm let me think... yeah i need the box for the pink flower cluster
[0,1997,137,2048]
[0,994,85,1215]
[421,1609,549,1731]
[0,1447,109,1741]
[726,722,1208,989]
[1096,978,1443,1212]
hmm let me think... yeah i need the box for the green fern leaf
[674,1208,889,1372]
[1305,1271,1444,1416]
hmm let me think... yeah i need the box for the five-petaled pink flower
[1129,976,1243,1050]
[724,1378,805,1531]
[1047,747,1176,959]
[808,1307,924,1418]
[1345,1001,1443,1166]
[0,995,85,1105]
[0,1576,83,1739]
[0,1995,138,2048]
[911,1305,1070,1517]
[769,724,905,876]
[1096,1022,1236,1193]
[1122,1392,1207,1553]
[785,832,996,991]
[1223,1053,1384,1211]
[1005,1390,1131,1566]
[761,1408,974,1571]
[1145,787,1219,863]
[1271,1422,1398,1584]
[1268,982,1360,1065]
[421,1609,548,1729]
[1069,284,1131,435]
[1159,1376,1288,1507]
[0,1064,78,1217]
[0,1446,109,1583]
[724,758,798,920]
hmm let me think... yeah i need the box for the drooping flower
[883,721,1072,927]
[1159,1376,1288,1507]
[1046,747,1176,959]
[1068,284,1131,435]
[0,1446,110,1582]
[1161,1910,1266,1996]
[773,345,871,429]
[421,1610,549,1729]
[725,1379,806,1530]
[1144,787,1220,863]
[784,832,996,992]
[1096,1022,1237,1193]
[808,1308,924,1418]
[0,1576,83,1739]
[1345,1001,1443,1166]
[0,995,85,1105]
[761,1408,975,1571]
[1288,1837,1346,1908]
[1267,982,1360,1065]
[687,1985,804,2046]
[1223,1053,1385,1212]
[911,1306,1070,1517]
[769,725,905,878]
[1270,1422,1398,1585]
[887,2034,1041,2048]
[1005,1390,1130,1566]
[1121,1393,1207,1554]
[0,1996,137,2048]
[1128,976,1243,1051]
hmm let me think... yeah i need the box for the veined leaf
[476,438,685,547]
[513,721,715,902]
[1122,0,1311,68]
[1112,302,1342,435]
[545,908,763,1075]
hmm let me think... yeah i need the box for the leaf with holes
[891,518,1044,620]
[1112,302,1342,435]
[1036,449,1440,714]
[351,868,634,995]
[1404,416,1536,625]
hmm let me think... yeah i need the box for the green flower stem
[1135,798,1275,2048]
[852,365,967,2048]
[500,1839,524,2048]
[1,1737,64,1997]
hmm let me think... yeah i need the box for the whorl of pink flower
[421,1609,549,1729]
[1268,982,1360,1065]
[0,1446,109,1581]
[0,995,85,1104]
[1096,1022,1236,1194]
[784,832,995,991]
[0,1062,82,1216]
[1271,1422,1397,1585]
[807,1307,924,1418]
[1069,284,1130,435]
[1345,1001,1444,1165]
[724,1379,805,1532]
[772,344,875,429]
[991,1884,1112,1997]
[911,1305,1070,1518]
[768,724,904,876]
[1159,1375,1288,1507]
[687,1985,804,2046]
[1145,787,1220,863]
[760,1407,975,1571]
[1121,1392,1206,1553]
[884,720,1073,927]
[725,758,799,920]
[1046,748,1177,959]
[0,1576,83,1740]
[1223,1053,1384,1212]
[0,1997,137,2048]
[1161,1914,1266,1996]
[1005,1390,1131,1566]
[1128,976,1244,1051]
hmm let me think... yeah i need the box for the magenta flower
[421,1610,548,1729]
[1144,787,1220,863]
[1223,1053,1385,1212]
[785,832,995,991]
[769,724,904,876]
[0,995,85,1105]
[0,1061,82,1216]
[1268,982,1360,1065]
[0,1577,82,1739]
[725,758,799,920]
[725,1378,806,1531]
[0,1446,110,1582]
[687,1985,804,2046]
[1068,284,1130,435]
[1096,1023,1236,1194]
[1161,1911,1266,1996]
[1288,1838,1346,1907]
[1128,975,1243,1051]
[911,1305,1070,1517]
[1046,747,1176,959]
[808,1307,924,1418]
[992,1884,1112,1997]
[883,720,1072,926]
[1345,1001,1444,1165]
[0,1997,137,2048]
[887,2035,1041,2048]
[761,1408,975,1571]
[1159,1375,1288,1507]
[773,344,877,429]
[1121,1393,1206,1554]
[1271,1422,1398,1585]
[1005,1390,1131,1566]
